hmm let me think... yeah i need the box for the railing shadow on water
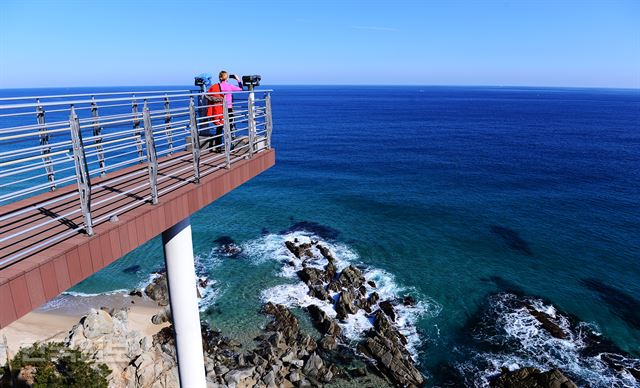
[0,88,273,268]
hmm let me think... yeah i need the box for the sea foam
[242,231,441,359]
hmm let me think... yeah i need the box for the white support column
[162,217,206,388]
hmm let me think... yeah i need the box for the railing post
[36,99,56,190]
[164,95,174,155]
[247,91,256,157]
[188,97,201,182]
[265,92,273,150]
[69,106,93,236]
[132,96,144,161]
[222,98,231,168]
[90,97,106,176]
[143,101,159,204]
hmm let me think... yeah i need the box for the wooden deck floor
[0,148,275,328]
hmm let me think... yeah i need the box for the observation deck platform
[0,88,275,328]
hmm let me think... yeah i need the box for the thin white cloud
[351,25,399,32]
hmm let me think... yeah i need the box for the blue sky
[0,0,638,88]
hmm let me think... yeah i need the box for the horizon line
[0,83,638,91]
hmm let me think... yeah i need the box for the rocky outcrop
[524,303,567,339]
[144,274,169,306]
[491,367,577,388]
[359,311,421,387]
[65,308,156,387]
[283,238,426,387]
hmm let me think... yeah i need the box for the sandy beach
[0,292,165,365]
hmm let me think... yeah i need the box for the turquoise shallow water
[32,85,639,386]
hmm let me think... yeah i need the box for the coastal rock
[524,303,567,339]
[317,244,336,263]
[151,306,172,325]
[490,367,577,388]
[123,340,179,388]
[144,274,169,306]
[262,302,300,342]
[336,265,365,289]
[302,353,324,378]
[308,284,332,301]
[379,300,397,322]
[361,291,380,313]
[307,305,342,337]
[335,289,359,321]
[373,310,408,347]
[224,366,256,387]
[319,335,338,351]
[285,240,312,259]
[65,308,151,387]
[83,308,114,338]
[359,333,424,387]
[298,267,325,286]
[403,295,417,306]
[325,261,337,282]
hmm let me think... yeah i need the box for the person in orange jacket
[203,71,243,152]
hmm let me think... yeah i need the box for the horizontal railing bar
[0,89,192,102]
[0,90,273,110]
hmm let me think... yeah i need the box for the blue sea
[3,85,640,386]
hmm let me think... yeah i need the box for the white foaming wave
[62,289,130,297]
[254,232,440,359]
[198,278,220,312]
[469,293,640,388]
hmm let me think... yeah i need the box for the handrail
[0,90,274,110]
[0,88,274,268]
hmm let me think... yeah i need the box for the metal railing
[0,88,273,268]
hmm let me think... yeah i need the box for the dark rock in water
[599,353,640,380]
[490,367,577,388]
[280,221,340,240]
[214,236,242,257]
[403,295,417,306]
[524,303,567,339]
[335,290,359,321]
[298,267,325,286]
[261,227,269,236]
[448,292,640,388]
[581,278,640,330]
[367,280,377,288]
[490,225,533,256]
[285,240,312,259]
[358,332,424,387]
[308,284,332,302]
[373,310,408,347]
[336,265,365,289]
[307,305,342,337]
[317,244,336,263]
[218,244,242,257]
[325,260,337,281]
[360,292,380,313]
[379,300,397,322]
[144,274,169,306]
[123,264,141,274]
[129,289,143,297]
[261,302,300,341]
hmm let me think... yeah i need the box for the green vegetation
[1,342,110,388]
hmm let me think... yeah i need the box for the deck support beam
[162,217,206,388]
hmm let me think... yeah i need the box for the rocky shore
[3,236,639,388]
